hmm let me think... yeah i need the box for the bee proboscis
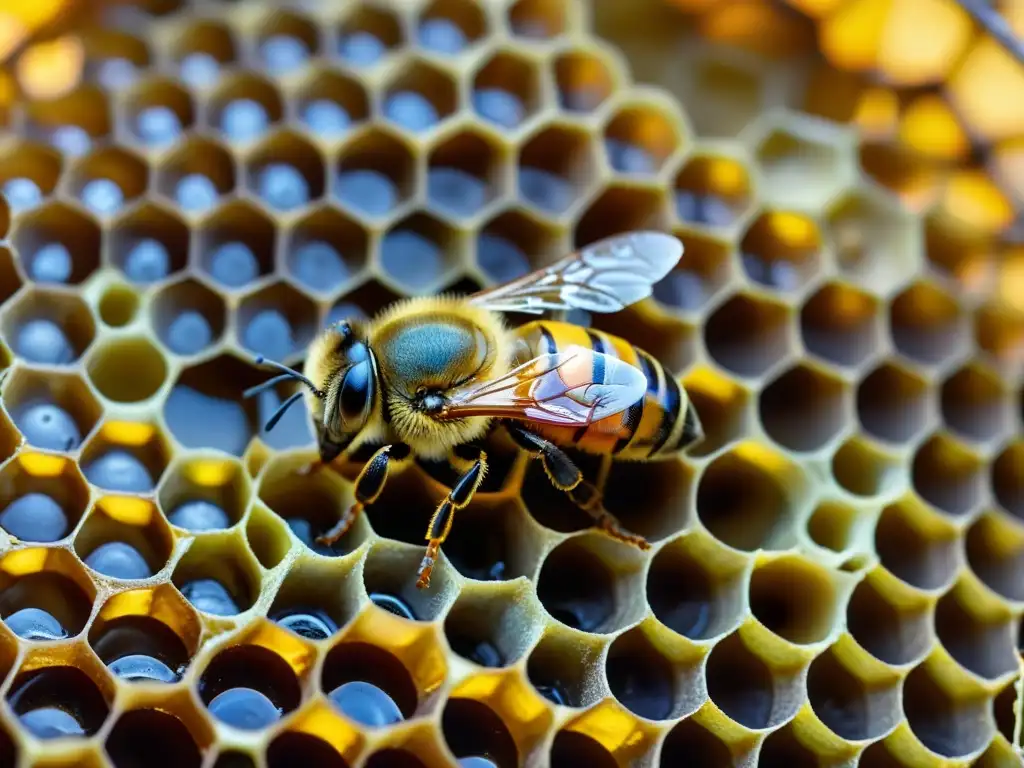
[245,231,703,589]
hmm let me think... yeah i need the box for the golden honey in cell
[246,232,703,589]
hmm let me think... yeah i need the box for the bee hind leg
[504,423,650,551]
[416,447,488,590]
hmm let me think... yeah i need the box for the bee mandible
[245,231,703,589]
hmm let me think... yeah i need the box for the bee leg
[416,448,488,590]
[504,423,650,551]
[315,443,409,546]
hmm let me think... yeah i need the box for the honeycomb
[0,0,1021,765]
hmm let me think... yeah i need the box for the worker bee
[245,231,703,589]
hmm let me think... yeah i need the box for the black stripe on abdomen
[649,370,681,456]
[613,349,651,454]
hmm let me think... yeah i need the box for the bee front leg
[504,423,650,551]
[315,443,409,546]
[417,447,488,590]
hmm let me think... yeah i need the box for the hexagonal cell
[705,631,801,730]
[86,337,168,405]
[172,535,261,618]
[875,501,961,591]
[236,281,318,363]
[150,279,225,359]
[993,441,1024,521]
[940,362,1010,442]
[74,497,172,581]
[417,0,488,55]
[382,60,458,134]
[832,436,904,498]
[704,292,794,378]
[754,120,850,210]
[442,697,518,765]
[748,554,838,645]
[760,362,849,453]
[608,627,696,720]
[801,281,882,369]
[934,587,1017,681]
[80,421,172,494]
[574,185,669,249]
[427,128,506,220]
[603,102,683,177]
[6,647,112,739]
[673,153,752,228]
[379,213,464,294]
[857,360,932,445]
[1,367,102,452]
[123,78,195,148]
[105,708,205,767]
[109,203,189,285]
[245,131,326,213]
[555,47,618,113]
[520,446,604,534]
[660,719,734,767]
[1,287,96,365]
[508,0,570,39]
[739,210,822,293]
[199,640,302,730]
[170,20,237,88]
[159,455,247,534]
[757,723,828,765]
[0,547,95,642]
[903,664,993,758]
[12,201,102,285]
[859,141,941,210]
[362,541,459,621]
[281,211,365,299]
[208,73,285,144]
[83,29,151,90]
[90,584,200,683]
[806,645,900,742]
[444,583,541,668]
[266,731,348,768]
[295,69,369,139]
[846,575,933,666]
[523,627,603,708]
[268,559,363,642]
[696,442,805,551]
[334,128,417,218]
[975,304,1024,368]
[155,137,236,215]
[254,11,320,77]
[67,147,147,218]
[321,640,417,727]
[911,433,985,518]
[518,123,599,217]
[0,452,89,542]
[97,282,141,331]
[197,201,276,291]
[536,534,646,633]
[0,141,62,214]
[602,456,696,542]
[826,189,922,294]
[472,50,542,131]
[474,208,562,285]
[923,215,990,291]
[965,512,1024,602]
[440,494,543,583]
[680,366,751,458]
[335,4,404,68]
[24,85,111,157]
[890,281,968,367]
[806,499,869,557]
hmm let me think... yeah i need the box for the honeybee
[246,231,703,589]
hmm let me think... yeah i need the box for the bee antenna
[252,356,324,398]
[262,391,305,432]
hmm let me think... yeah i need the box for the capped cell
[753,117,853,211]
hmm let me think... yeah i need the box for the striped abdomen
[512,321,701,460]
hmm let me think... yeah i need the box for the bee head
[326,320,378,436]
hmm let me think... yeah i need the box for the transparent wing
[436,345,647,427]
[468,230,683,315]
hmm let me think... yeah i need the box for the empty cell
[267,732,348,768]
[755,124,848,210]
[518,125,597,216]
[171,20,236,88]
[574,185,670,251]
[924,215,991,289]
[526,630,603,708]
[110,203,189,284]
[875,502,960,591]
[13,201,102,284]
[418,0,487,54]
[363,542,458,621]
[124,80,193,147]
[975,304,1024,367]
[555,49,616,113]
[964,512,1024,602]
[87,338,167,404]
[680,366,751,457]
[151,277,226,357]
[749,555,837,644]
[209,74,284,143]
[444,584,539,668]
[380,214,462,292]
[660,718,733,767]
[173,537,257,616]
[256,12,319,76]
[383,62,457,133]
[807,646,900,741]
[7,665,109,739]
[443,699,517,766]
[912,434,985,517]
[673,154,752,227]
[2,288,96,365]
[508,0,568,39]
[97,283,135,328]
[941,363,1009,443]
[993,442,1024,520]
[0,453,89,542]
[334,129,416,217]
[285,208,367,296]
[322,642,416,726]
[806,500,862,555]
[428,130,503,218]
[604,104,681,176]
[934,588,1017,680]
[0,142,61,213]
[760,363,849,452]
[757,724,821,766]
[831,436,903,498]
[198,201,275,289]
[605,626,682,720]
[0,554,94,640]
[91,609,192,684]
[69,147,147,217]
[336,5,403,67]
[200,644,300,730]
[155,137,235,214]
[472,51,541,130]
[475,209,559,284]
[296,71,368,139]
[902,664,993,758]
[521,446,603,534]
[105,710,202,768]
[237,282,317,362]
[268,566,357,641]
[705,632,785,729]
[245,504,292,570]
[740,211,822,292]
[697,444,802,551]
[801,282,881,369]
[857,361,931,444]
[440,496,538,581]
[704,292,793,378]
[994,682,1018,748]
[603,457,695,542]
[647,536,744,640]
[2,368,102,452]
[890,281,967,366]
[860,142,940,210]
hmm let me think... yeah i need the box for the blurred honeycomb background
[0,0,1022,765]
